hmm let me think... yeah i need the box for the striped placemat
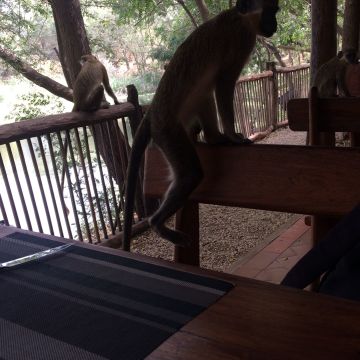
[0,232,233,360]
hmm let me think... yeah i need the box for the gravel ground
[132,127,307,272]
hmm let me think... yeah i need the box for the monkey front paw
[225,133,253,145]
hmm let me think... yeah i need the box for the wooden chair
[288,89,360,249]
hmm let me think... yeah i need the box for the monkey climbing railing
[0,102,146,246]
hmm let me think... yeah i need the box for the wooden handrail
[237,71,273,83]
[275,64,310,73]
[0,103,135,144]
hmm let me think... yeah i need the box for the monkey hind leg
[150,127,203,246]
[83,84,105,111]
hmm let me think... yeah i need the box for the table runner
[0,231,233,360]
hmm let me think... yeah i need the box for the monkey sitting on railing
[72,54,120,111]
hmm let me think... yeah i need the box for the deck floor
[228,217,311,284]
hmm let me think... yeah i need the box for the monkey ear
[236,0,261,14]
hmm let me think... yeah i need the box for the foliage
[6,91,65,122]
[112,70,163,101]
[0,0,348,116]
[0,0,53,64]
[274,0,311,49]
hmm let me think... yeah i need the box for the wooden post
[266,62,278,128]
[310,0,337,83]
[308,87,320,146]
[310,0,338,257]
[343,0,360,146]
[126,84,147,219]
[126,84,143,137]
[174,201,200,266]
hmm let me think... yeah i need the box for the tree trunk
[258,38,287,67]
[49,0,130,188]
[49,0,91,87]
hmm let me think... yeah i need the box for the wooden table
[1,226,360,360]
[148,276,360,359]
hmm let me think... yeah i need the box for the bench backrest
[144,143,360,217]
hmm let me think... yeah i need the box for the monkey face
[259,5,279,37]
[344,50,359,65]
[236,0,279,38]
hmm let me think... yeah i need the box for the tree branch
[0,46,73,102]
[258,37,287,67]
[176,0,198,28]
[194,0,210,22]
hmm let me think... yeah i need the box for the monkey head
[343,49,359,65]
[236,0,279,38]
[80,54,98,65]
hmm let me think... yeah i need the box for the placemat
[0,232,233,360]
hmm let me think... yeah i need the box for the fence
[234,64,310,137]
[0,102,146,245]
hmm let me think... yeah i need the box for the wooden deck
[228,217,312,284]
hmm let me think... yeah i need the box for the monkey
[122,0,279,251]
[60,55,120,203]
[72,54,120,111]
[313,49,358,98]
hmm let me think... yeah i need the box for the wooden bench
[144,142,360,265]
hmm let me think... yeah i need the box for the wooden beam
[310,0,337,82]
[144,144,360,217]
[288,98,360,132]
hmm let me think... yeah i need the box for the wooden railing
[234,64,310,136]
[0,103,146,245]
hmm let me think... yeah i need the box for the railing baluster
[83,126,107,239]
[37,136,63,237]
[0,192,9,225]
[56,131,83,241]
[47,134,73,239]
[0,153,17,226]
[66,129,92,242]
[91,125,115,234]
[103,121,121,233]
[16,140,43,233]
[27,138,54,235]
[74,127,100,242]
[6,143,32,230]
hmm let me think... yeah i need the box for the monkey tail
[122,114,151,251]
